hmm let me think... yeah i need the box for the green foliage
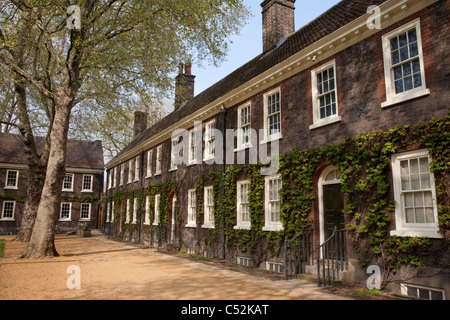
[0,193,26,203]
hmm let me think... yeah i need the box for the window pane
[391,37,399,50]
[404,76,413,91]
[408,28,417,43]
[406,208,415,223]
[395,79,404,94]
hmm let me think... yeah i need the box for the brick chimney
[261,0,296,53]
[174,62,196,110]
[133,111,147,138]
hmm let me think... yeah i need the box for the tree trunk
[19,100,71,258]
[15,165,46,242]
[13,76,50,242]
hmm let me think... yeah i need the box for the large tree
[0,0,250,258]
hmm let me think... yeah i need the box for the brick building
[0,134,104,234]
[103,0,449,299]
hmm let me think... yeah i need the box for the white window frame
[62,174,74,192]
[262,88,282,144]
[107,171,112,190]
[114,166,118,188]
[263,174,283,231]
[106,202,111,223]
[81,174,93,193]
[202,186,214,228]
[144,195,150,225]
[119,164,124,186]
[134,156,140,182]
[309,60,341,129]
[4,170,19,189]
[381,19,430,108]
[128,159,133,184]
[111,201,115,222]
[155,146,162,175]
[146,150,153,178]
[188,129,198,165]
[186,189,197,227]
[235,180,251,230]
[1,201,16,221]
[59,202,72,221]
[153,194,160,225]
[125,198,131,223]
[132,197,138,224]
[400,283,445,300]
[204,120,216,161]
[237,102,252,150]
[170,136,179,171]
[391,149,441,238]
[80,203,91,221]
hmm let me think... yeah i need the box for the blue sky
[193,0,341,96]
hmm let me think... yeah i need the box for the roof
[109,0,387,165]
[0,134,104,170]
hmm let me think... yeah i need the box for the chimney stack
[133,111,148,138]
[261,0,296,53]
[174,62,196,110]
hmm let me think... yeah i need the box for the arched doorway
[318,166,345,245]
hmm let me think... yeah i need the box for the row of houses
[101,0,449,299]
[0,134,104,233]
[0,0,448,300]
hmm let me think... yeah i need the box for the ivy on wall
[101,114,449,283]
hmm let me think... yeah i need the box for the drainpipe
[220,106,227,260]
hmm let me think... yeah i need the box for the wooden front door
[322,183,345,259]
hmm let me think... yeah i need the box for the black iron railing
[285,228,314,280]
[316,226,347,286]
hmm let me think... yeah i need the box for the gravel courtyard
[0,231,351,301]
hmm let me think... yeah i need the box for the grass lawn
[0,239,5,261]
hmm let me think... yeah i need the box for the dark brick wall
[106,1,448,263]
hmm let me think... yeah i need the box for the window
[146,150,153,178]
[106,202,111,222]
[235,180,250,230]
[155,146,162,175]
[62,174,74,191]
[381,19,429,108]
[203,186,214,228]
[188,129,198,165]
[134,156,140,181]
[111,202,115,222]
[5,170,19,189]
[128,159,133,183]
[80,203,91,220]
[204,120,216,160]
[401,283,445,300]
[125,198,131,223]
[153,194,160,225]
[237,103,252,149]
[391,150,441,238]
[132,197,138,223]
[310,61,341,129]
[114,166,118,187]
[107,171,112,189]
[263,88,282,142]
[170,137,179,171]
[144,196,150,225]
[1,201,15,220]
[186,189,197,227]
[120,164,124,186]
[60,203,72,221]
[263,175,282,231]
[82,175,93,192]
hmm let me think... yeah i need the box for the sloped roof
[110,0,386,163]
[0,134,104,170]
